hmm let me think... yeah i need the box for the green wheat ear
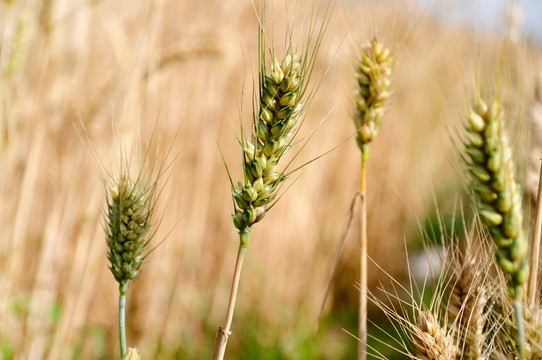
[463,97,529,359]
[104,161,160,358]
[231,51,307,247]
[106,173,155,296]
[464,98,528,298]
[212,4,330,358]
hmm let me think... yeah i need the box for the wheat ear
[412,311,458,360]
[106,172,156,358]
[463,98,529,359]
[212,9,327,356]
[352,39,392,360]
[213,51,305,359]
[447,251,489,359]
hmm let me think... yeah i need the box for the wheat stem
[119,294,127,359]
[212,239,248,360]
[359,156,368,360]
[224,244,247,332]
[528,159,542,306]
[352,38,392,360]
[514,300,526,360]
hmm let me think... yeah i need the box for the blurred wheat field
[1,0,541,359]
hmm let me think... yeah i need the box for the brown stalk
[359,159,368,360]
[528,159,542,306]
[212,245,247,360]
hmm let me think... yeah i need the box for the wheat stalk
[463,98,529,359]
[105,163,160,358]
[352,38,392,360]
[212,7,328,358]
[213,51,306,360]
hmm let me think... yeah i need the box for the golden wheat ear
[446,245,492,359]
[366,247,460,360]
[412,310,458,360]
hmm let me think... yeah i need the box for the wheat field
[1,0,541,359]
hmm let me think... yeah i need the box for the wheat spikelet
[413,310,458,360]
[353,39,392,159]
[464,98,529,299]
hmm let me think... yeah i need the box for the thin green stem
[513,300,525,360]
[119,295,127,359]
[212,240,248,360]
[359,155,367,360]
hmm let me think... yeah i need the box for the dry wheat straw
[524,306,542,359]
[527,73,542,306]
[352,39,392,360]
[463,98,529,358]
[528,160,542,306]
